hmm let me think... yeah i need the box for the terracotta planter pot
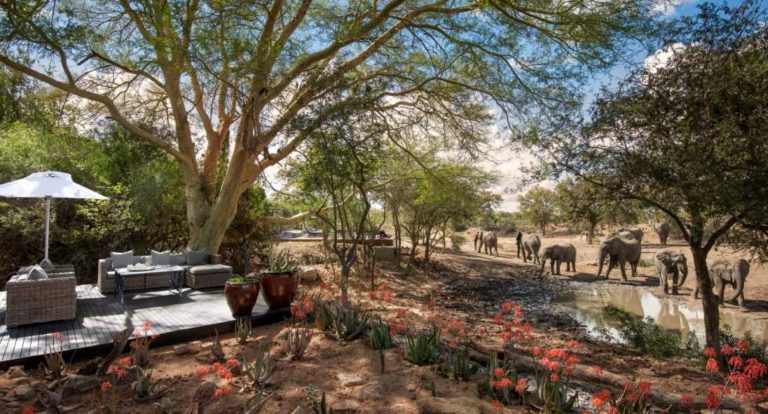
[224,281,260,317]
[260,271,299,309]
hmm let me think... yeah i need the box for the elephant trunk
[596,249,607,277]
[730,271,745,302]
[674,260,688,287]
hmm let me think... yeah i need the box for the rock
[200,342,213,352]
[13,384,35,400]
[6,366,26,378]
[173,344,189,355]
[331,400,360,414]
[418,397,481,414]
[4,377,30,388]
[298,266,319,282]
[188,341,202,354]
[57,375,100,394]
[336,373,365,387]
[359,383,384,400]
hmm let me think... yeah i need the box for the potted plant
[260,248,300,309]
[224,275,261,317]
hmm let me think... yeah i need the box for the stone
[331,400,360,414]
[298,266,319,282]
[173,344,189,355]
[188,341,202,354]
[57,375,100,394]
[200,342,213,352]
[359,383,384,400]
[374,247,397,261]
[336,373,365,387]
[6,366,26,378]
[418,397,481,414]
[13,384,35,400]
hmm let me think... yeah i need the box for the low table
[114,265,185,304]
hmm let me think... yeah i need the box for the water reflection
[554,285,768,343]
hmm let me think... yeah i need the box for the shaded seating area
[98,250,233,294]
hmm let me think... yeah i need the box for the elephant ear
[656,252,672,266]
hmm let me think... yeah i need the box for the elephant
[694,259,750,307]
[654,222,670,245]
[541,243,576,275]
[474,231,484,252]
[477,231,499,256]
[579,231,593,244]
[617,227,644,243]
[596,236,642,280]
[516,231,541,264]
[654,249,688,295]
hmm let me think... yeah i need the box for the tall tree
[0,0,654,252]
[554,177,609,242]
[517,186,556,235]
[546,1,768,349]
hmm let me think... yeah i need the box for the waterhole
[552,284,768,344]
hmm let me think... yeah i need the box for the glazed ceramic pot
[260,271,299,309]
[224,280,260,317]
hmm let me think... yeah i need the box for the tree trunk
[691,244,720,350]
[588,220,597,245]
[186,144,251,253]
[424,225,432,276]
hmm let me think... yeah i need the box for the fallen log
[469,341,755,413]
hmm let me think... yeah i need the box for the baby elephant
[654,249,688,295]
[694,259,750,308]
[540,243,577,275]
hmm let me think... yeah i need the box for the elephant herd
[473,224,751,308]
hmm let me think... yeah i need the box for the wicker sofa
[97,251,232,294]
[5,272,77,328]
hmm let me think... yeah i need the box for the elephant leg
[619,260,628,281]
[692,284,699,300]
[556,259,561,275]
[605,258,613,278]
[566,260,571,272]
[550,260,555,275]
[716,279,725,306]
[572,260,576,273]
[660,268,668,294]
[671,270,679,295]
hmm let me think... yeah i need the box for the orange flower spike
[100,380,113,391]
[706,358,720,373]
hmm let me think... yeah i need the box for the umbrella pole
[44,196,50,261]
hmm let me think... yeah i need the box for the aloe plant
[263,248,298,273]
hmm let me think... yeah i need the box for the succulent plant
[262,248,298,274]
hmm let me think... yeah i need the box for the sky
[488,0,749,212]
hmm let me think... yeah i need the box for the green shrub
[601,305,698,358]
[406,328,440,365]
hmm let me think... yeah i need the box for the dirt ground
[1,228,766,413]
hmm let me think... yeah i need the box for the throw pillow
[187,250,208,266]
[27,265,48,281]
[111,250,134,269]
[39,258,55,270]
[151,250,171,266]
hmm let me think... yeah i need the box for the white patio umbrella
[0,171,108,264]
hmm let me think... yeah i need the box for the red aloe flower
[515,378,528,394]
[706,358,720,373]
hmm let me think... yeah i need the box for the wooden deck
[0,285,288,368]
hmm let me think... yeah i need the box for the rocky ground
[0,228,766,413]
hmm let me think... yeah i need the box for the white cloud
[643,42,686,73]
[479,141,555,212]
[651,0,693,16]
